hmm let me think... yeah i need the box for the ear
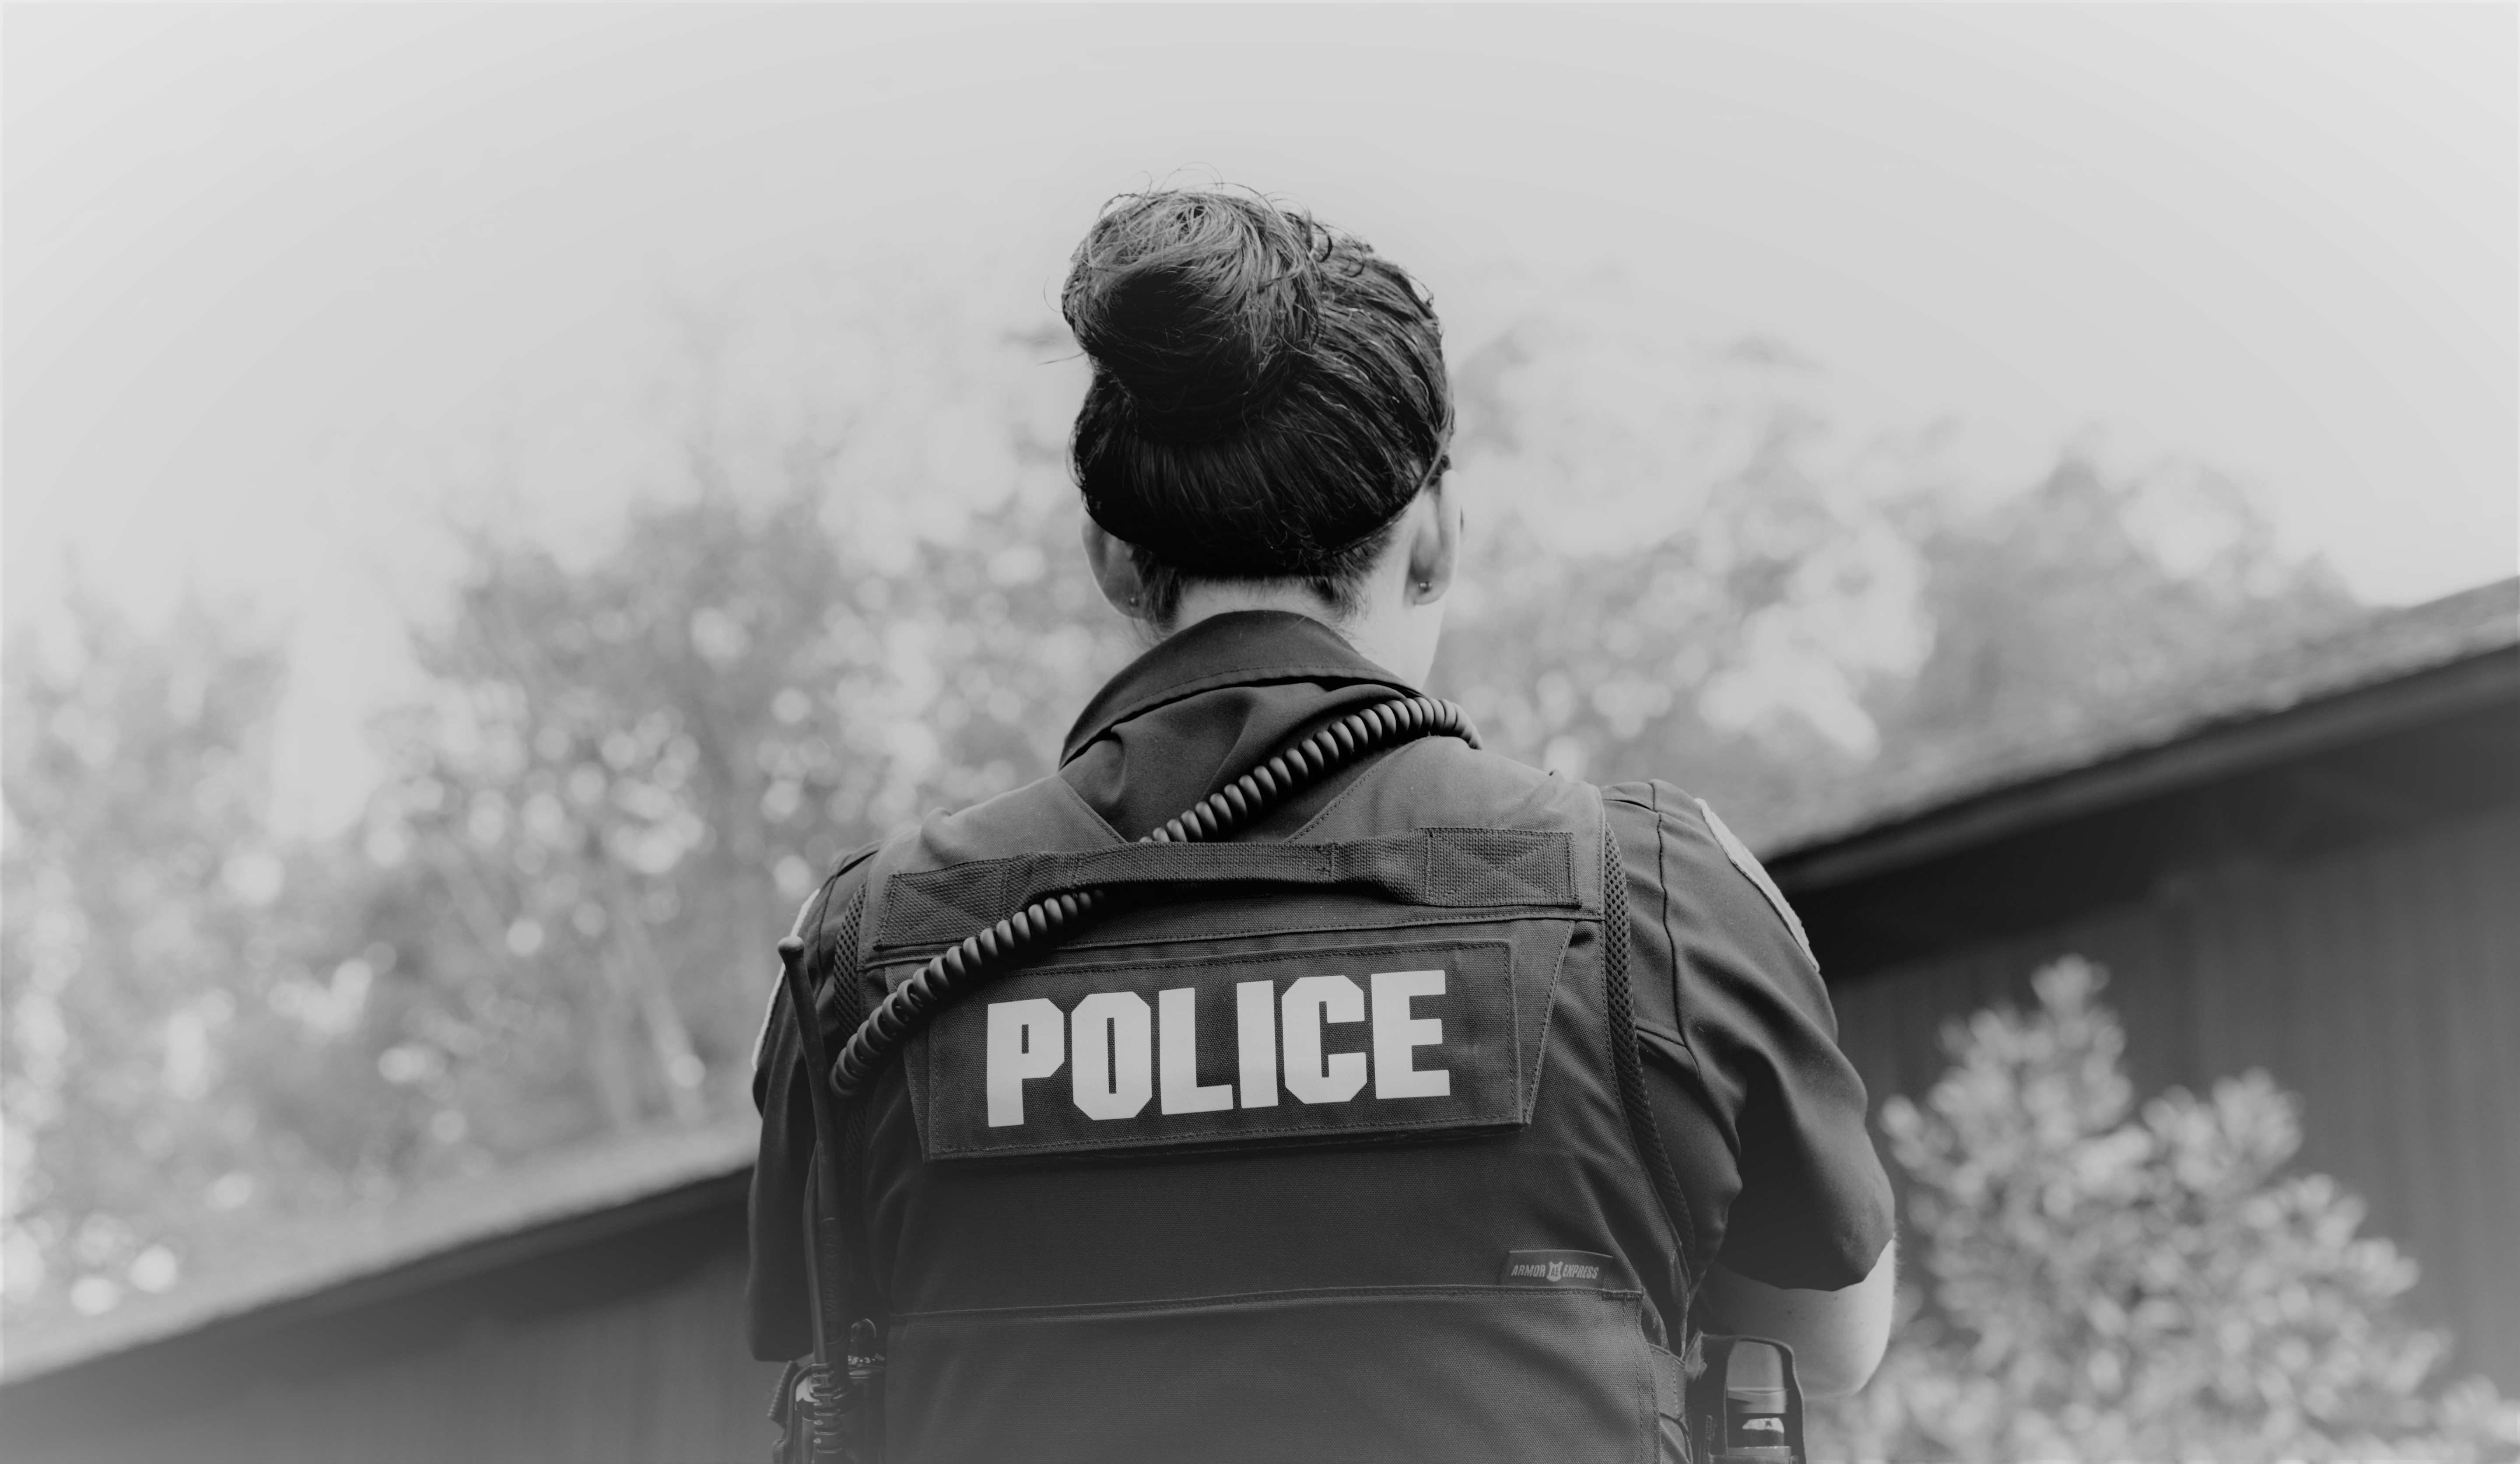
[1080,515,1154,620]
[1404,481,1462,606]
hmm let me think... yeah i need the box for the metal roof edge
[1767,584,2520,893]
[0,1117,760,1389]
[1771,648,2519,895]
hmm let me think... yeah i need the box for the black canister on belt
[1690,1335,1805,1464]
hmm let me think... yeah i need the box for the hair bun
[1062,185,1451,592]
[1062,190,1322,440]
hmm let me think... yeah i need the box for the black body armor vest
[822,733,1698,1463]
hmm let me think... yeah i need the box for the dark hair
[1062,187,1451,621]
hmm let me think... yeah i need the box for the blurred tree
[1813,959,2518,1463]
[355,469,1135,1154]
[0,289,1132,1328]
[1871,454,2361,760]
[1434,305,2357,845]
[1438,331,1926,825]
[0,588,378,1324]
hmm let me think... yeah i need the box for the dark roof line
[0,1118,758,1387]
[1765,576,2520,885]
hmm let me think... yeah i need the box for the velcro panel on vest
[914,935,1534,1161]
[876,828,1577,953]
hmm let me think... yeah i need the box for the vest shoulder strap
[873,826,1581,953]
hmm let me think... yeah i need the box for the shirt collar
[1058,610,1416,766]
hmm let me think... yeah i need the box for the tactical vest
[824,735,1698,1463]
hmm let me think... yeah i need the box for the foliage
[1437,312,2356,844]
[1871,456,2362,763]
[1814,959,2520,1463]
[1437,333,1931,822]
[0,590,373,1321]
[357,476,1134,1151]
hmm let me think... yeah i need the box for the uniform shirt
[750,609,1893,1358]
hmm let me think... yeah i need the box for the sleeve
[747,845,880,1362]
[1603,781,1893,1292]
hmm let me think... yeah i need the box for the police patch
[910,939,1527,1160]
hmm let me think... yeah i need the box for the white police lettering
[1069,991,1153,1120]
[1281,974,1369,1105]
[1157,987,1234,1115]
[1370,969,1450,1099]
[1235,979,1278,1109]
[985,998,1065,1128]
[978,969,1460,1127]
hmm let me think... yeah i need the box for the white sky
[7,4,2514,835]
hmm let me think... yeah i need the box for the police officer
[750,187,1894,1463]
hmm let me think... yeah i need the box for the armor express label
[916,940,1521,1159]
[1499,1249,1635,1291]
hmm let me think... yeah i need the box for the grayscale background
[4,7,2514,1460]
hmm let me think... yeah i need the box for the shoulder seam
[1646,783,1695,1072]
[1693,798,1818,970]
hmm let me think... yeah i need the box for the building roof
[0,1115,759,1385]
[1763,576,2520,881]
[8,577,2514,1390]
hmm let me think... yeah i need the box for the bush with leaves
[1817,959,2518,1463]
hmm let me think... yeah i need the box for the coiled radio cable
[797,692,1478,1100]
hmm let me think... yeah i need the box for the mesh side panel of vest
[877,828,1578,951]
[1599,819,1700,1345]
[810,882,881,1330]
[815,879,868,1037]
